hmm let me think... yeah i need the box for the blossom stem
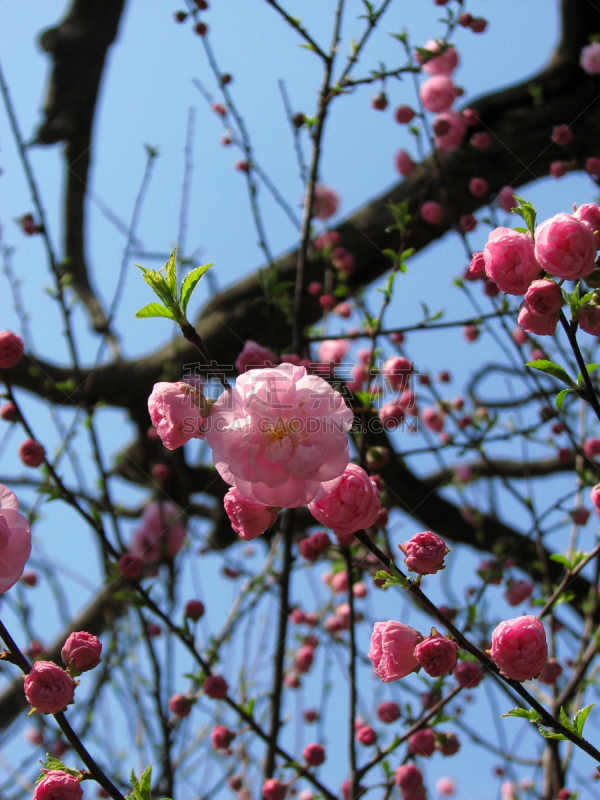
[344,548,358,800]
[559,311,600,421]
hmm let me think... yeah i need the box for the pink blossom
[0,484,31,593]
[33,771,82,800]
[539,658,563,685]
[454,660,484,688]
[235,340,277,373]
[211,724,236,749]
[591,484,600,513]
[205,363,353,508]
[19,439,45,467]
[483,228,540,295]
[130,502,186,564]
[204,674,228,698]
[585,157,600,176]
[438,732,460,756]
[311,185,340,220]
[414,633,458,677]
[303,743,325,766]
[517,301,558,336]
[148,382,207,449]
[314,231,341,250]
[551,125,572,146]
[24,661,75,714]
[224,487,277,540]
[497,186,517,214]
[368,620,421,682]
[400,531,448,575]
[571,506,590,525]
[513,327,528,345]
[419,75,457,113]
[470,17,488,33]
[371,92,388,110]
[334,302,352,318]
[422,408,444,432]
[489,615,548,681]
[436,778,456,796]
[463,325,479,342]
[460,214,477,233]
[420,41,459,77]
[579,304,600,336]
[468,252,486,280]
[295,645,315,674]
[185,599,205,621]
[356,725,377,746]
[574,203,600,235]
[580,42,600,74]
[61,632,102,675]
[0,331,24,369]
[308,463,381,535]
[505,580,533,607]
[408,728,436,757]
[535,213,597,280]
[433,110,466,152]
[318,339,349,364]
[421,201,444,225]
[550,161,566,178]
[0,402,17,421]
[379,403,406,429]
[376,701,401,723]
[383,356,413,390]
[395,764,423,792]
[524,280,563,315]
[394,150,415,176]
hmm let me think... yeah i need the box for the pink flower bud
[19,439,45,468]
[262,779,287,800]
[371,92,388,111]
[419,76,458,113]
[468,252,486,280]
[310,465,379,536]
[571,506,590,525]
[436,778,456,796]
[433,110,466,152]
[311,185,340,220]
[356,725,378,745]
[579,303,600,336]
[368,620,421,682]
[148,382,207,449]
[0,402,17,422]
[460,214,477,233]
[295,645,315,674]
[583,437,600,458]
[224,487,277,541]
[422,407,444,432]
[504,580,533,607]
[408,728,436,757]
[535,213,596,280]
[438,732,460,756]
[395,764,423,791]
[469,177,489,197]
[185,599,205,621]
[469,17,488,33]
[470,132,492,149]
[524,280,563,315]
[169,693,193,718]
[517,301,558,336]
[489,615,548,681]
[454,660,484,688]
[319,294,336,311]
[581,41,600,74]
[303,708,319,722]
[497,186,517,214]
[414,633,458,677]
[33,771,82,800]
[24,661,75,714]
[0,331,24,369]
[483,228,540,295]
[585,157,600,176]
[308,281,323,297]
[458,12,473,27]
[463,325,479,342]
[204,674,228,698]
[394,149,415,177]
[194,22,208,35]
[21,570,37,587]
[421,201,444,225]
[211,724,236,749]
[551,125,572,146]
[117,554,142,580]
[61,632,102,675]
[303,743,325,766]
[539,658,563,685]
[235,341,277,373]
[550,161,566,178]
[394,105,415,124]
[400,531,448,575]
[591,484,600,514]
[421,41,459,77]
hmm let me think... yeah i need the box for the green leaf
[550,553,571,569]
[180,264,212,315]
[526,359,575,388]
[538,727,568,740]
[577,363,600,386]
[555,388,570,410]
[502,707,542,723]
[513,226,528,234]
[560,706,576,733]
[164,248,178,301]
[574,704,594,736]
[135,303,176,320]
[129,766,153,800]
[383,248,398,262]
[512,196,537,236]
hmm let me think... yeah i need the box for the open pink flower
[0,483,31,593]
[483,228,540,295]
[368,620,421,682]
[130,502,186,564]
[489,615,547,681]
[308,463,381,535]
[420,41,459,76]
[419,75,457,113]
[33,771,82,800]
[148,382,207,449]
[224,487,277,540]
[534,213,597,280]
[24,661,75,714]
[205,363,353,508]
